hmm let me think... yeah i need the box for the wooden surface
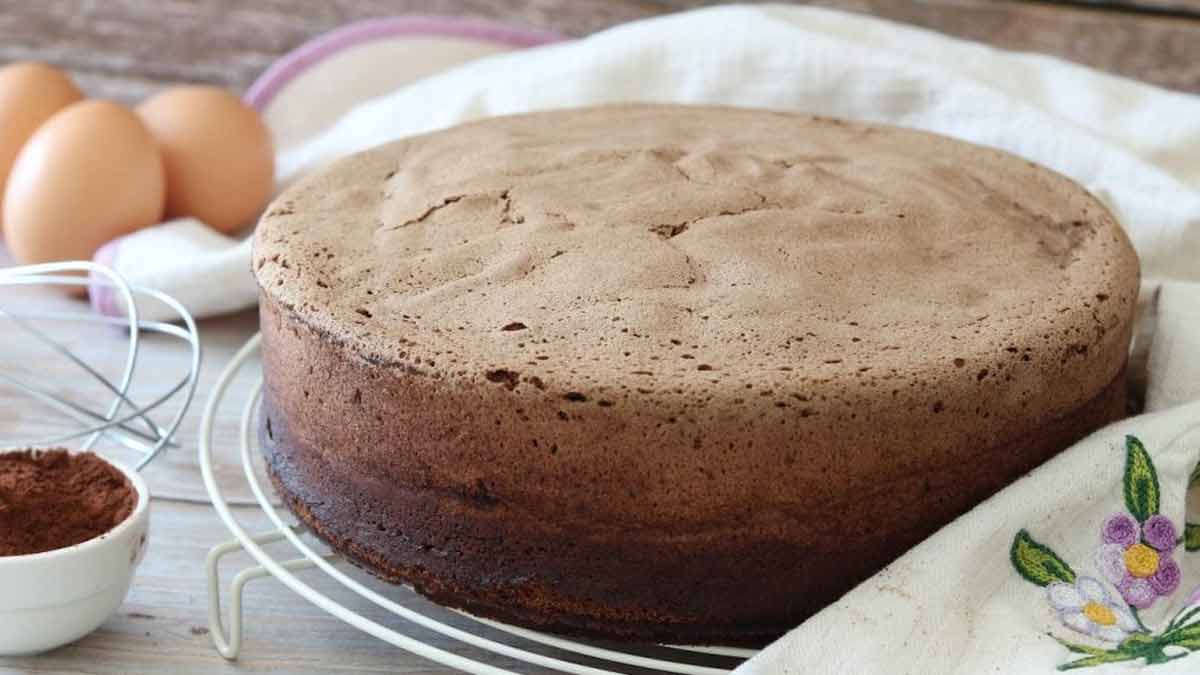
[0,1,1197,673]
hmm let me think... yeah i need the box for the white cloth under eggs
[96,5,1200,672]
[90,217,257,320]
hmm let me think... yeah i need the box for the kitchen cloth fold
[96,5,1200,672]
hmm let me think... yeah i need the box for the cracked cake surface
[253,104,1139,643]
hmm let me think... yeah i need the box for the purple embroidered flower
[1095,544,1127,584]
[1095,512,1185,610]
[1119,576,1157,609]
[1142,514,1178,553]
[1102,513,1138,547]
[1150,558,1182,596]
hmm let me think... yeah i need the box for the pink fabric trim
[243,15,567,110]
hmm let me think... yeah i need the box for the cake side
[259,292,1129,644]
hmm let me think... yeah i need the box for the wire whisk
[0,260,201,470]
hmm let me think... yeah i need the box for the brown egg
[0,62,84,227]
[2,100,165,264]
[137,86,274,234]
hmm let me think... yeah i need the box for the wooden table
[1,2,1197,673]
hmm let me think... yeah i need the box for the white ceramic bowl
[0,454,150,655]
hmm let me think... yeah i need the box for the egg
[137,86,274,234]
[0,62,84,226]
[2,100,165,264]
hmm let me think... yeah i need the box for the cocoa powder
[0,449,136,557]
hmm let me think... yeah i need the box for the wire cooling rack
[198,333,758,674]
[0,261,201,470]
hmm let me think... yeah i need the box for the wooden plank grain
[1062,0,1200,14]
[851,0,1200,93]
[651,0,1200,93]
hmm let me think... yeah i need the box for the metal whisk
[0,261,201,470]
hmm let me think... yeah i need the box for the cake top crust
[254,104,1138,407]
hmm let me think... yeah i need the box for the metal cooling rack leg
[205,530,336,660]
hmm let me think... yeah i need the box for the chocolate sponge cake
[253,104,1139,644]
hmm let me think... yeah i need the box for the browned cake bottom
[260,368,1126,646]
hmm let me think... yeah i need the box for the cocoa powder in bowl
[0,449,137,557]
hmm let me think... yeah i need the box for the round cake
[253,104,1139,645]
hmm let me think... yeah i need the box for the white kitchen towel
[95,6,1200,672]
[90,218,256,320]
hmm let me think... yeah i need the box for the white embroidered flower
[1047,576,1139,643]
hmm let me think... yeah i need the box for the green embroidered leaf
[1011,529,1076,587]
[1180,607,1200,629]
[1123,435,1160,523]
[1120,633,1156,650]
[1190,460,1200,488]
[1186,523,1200,552]
[1165,605,1200,634]
[1058,650,1142,670]
[1163,619,1200,650]
[1171,636,1200,651]
[1169,621,1200,639]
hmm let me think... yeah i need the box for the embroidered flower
[1124,543,1160,577]
[1095,512,1181,609]
[1149,558,1182,596]
[1118,576,1157,610]
[1011,436,1200,670]
[1095,544,1127,584]
[1102,513,1138,547]
[1047,576,1139,643]
[1143,514,1178,553]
